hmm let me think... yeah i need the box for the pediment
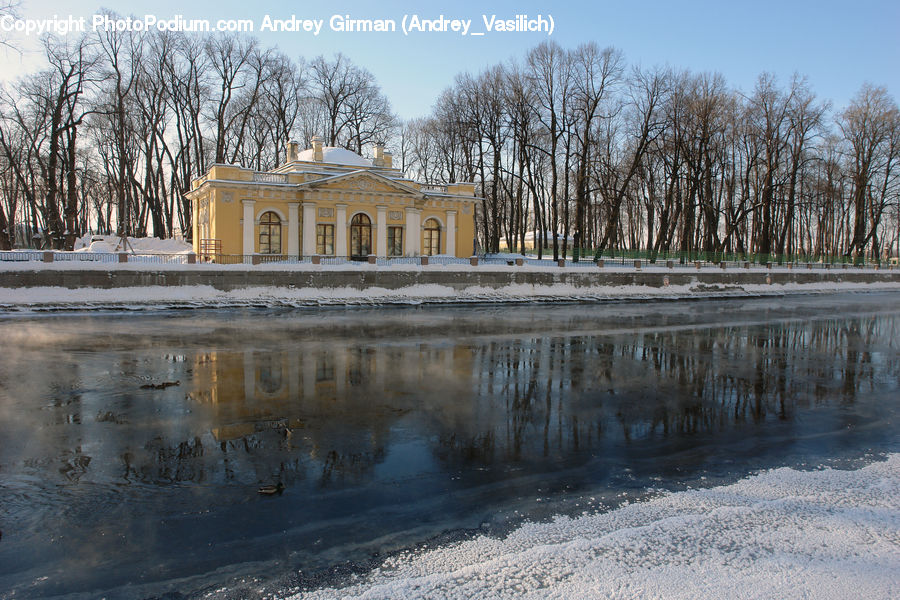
[297,170,424,197]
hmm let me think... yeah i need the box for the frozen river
[0,293,898,599]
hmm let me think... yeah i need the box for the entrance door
[350,213,372,259]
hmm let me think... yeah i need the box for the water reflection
[11,304,891,490]
[0,295,898,598]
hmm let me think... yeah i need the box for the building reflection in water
[168,312,899,488]
[185,342,478,486]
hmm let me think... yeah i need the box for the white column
[404,207,421,255]
[302,354,315,399]
[192,196,200,253]
[376,205,387,257]
[302,202,316,256]
[446,210,457,257]
[241,200,255,254]
[374,348,385,391]
[287,203,299,258]
[288,356,300,402]
[334,350,346,398]
[335,203,348,257]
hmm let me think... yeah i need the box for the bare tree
[263,52,304,165]
[593,66,668,256]
[527,41,573,260]
[777,75,828,256]
[839,84,900,260]
[569,43,623,258]
[203,33,260,165]
[94,12,143,240]
[308,53,394,153]
[503,63,540,255]
[163,35,209,239]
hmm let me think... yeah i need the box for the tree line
[1,19,897,261]
[401,42,899,261]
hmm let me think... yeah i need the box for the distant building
[186,137,477,259]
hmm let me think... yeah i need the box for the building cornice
[294,169,427,198]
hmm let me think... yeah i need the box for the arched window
[350,213,372,258]
[258,211,282,254]
[423,218,441,256]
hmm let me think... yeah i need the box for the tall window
[316,224,334,255]
[316,353,334,382]
[258,212,282,254]
[423,218,441,256]
[388,226,403,257]
[255,353,283,395]
[350,213,372,258]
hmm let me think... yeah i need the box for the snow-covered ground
[1,280,900,309]
[292,454,900,600]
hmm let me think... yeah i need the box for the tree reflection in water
[85,307,896,488]
[0,297,897,599]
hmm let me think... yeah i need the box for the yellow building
[187,137,477,259]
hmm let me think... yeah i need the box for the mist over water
[0,293,898,599]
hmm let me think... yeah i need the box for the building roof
[296,146,373,167]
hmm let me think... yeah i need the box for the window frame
[423,218,441,256]
[258,211,282,255]
[316,223,335,256]
[350,213,372,258]
[387,226,404,257]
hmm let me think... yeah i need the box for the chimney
[373,142,385,167]
[287,140,299,162]
[383,151,393,169]
[311,135,324,162]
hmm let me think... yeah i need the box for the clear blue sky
[3,0,898,120]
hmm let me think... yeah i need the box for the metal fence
[480,257,517,266]
[559,247,890,268]
[1,250,894,271]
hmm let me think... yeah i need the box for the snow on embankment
[293,455,900,600]
[1,280,899,309]
[1,254,899,308]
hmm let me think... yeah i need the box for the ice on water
[293,455,900,599]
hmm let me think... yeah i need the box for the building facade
[187,137,477,259]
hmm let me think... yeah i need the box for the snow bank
[0,280,899,309]
[292,455,900,600]
[74,234,192,254]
